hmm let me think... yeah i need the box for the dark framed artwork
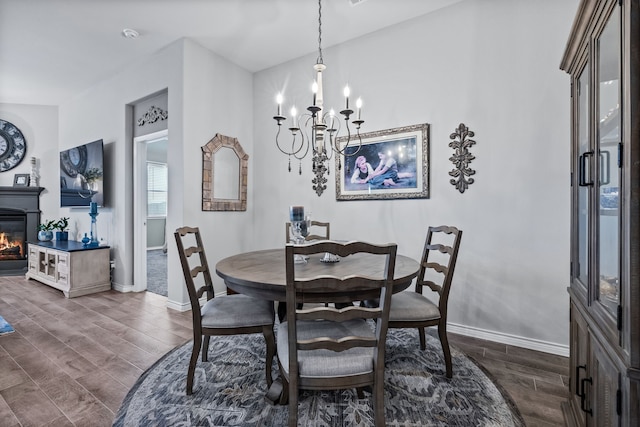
[59,139,104,207]
[335,123,430,201]
[13,173,30,187]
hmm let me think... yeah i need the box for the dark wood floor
[0,275,568,426]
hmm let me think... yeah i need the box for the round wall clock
[60,145,88,177]
[0,119,27,172]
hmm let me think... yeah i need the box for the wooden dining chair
[388,225,462,378]
[279,240,397,427]
[174,226,276,395]
[285,220,330,242]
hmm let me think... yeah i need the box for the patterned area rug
[0,315,15,335]
[114,329,524,426]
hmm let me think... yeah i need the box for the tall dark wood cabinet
[560,0,640,425]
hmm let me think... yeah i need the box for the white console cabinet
[26,241,111,298]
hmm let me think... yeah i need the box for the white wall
[58,38,254,309]
[0,103,59,217]
[181,39,255,276]
[252,0,577,352]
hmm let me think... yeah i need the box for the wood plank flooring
[0,275,568,426]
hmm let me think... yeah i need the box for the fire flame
[0,232,22,257]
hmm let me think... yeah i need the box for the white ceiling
[0,0,462,106]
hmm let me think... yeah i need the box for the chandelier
[273,0,365,197]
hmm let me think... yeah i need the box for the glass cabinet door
[596,4,620,317]
[576,62,590,293]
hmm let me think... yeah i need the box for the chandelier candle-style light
[273,0,365,197]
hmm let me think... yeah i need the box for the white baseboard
[112,281,193,312]
[448,323,569,357]
[112,282,134,293]
[167,299,191,312]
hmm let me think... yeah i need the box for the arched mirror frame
[202,133,248,211]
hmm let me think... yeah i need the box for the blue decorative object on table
[38,230,53,242]
[289,205,304,221]
[88,202,100,247]
[81,233,91,246]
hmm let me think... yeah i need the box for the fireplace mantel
[0,186,45,199]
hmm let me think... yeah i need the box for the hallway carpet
[146,249,167,297]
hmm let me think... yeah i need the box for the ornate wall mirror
[202,133,248,211]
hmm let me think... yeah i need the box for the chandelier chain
[317,0,323,64]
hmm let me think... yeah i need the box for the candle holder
[289,205,305,222]
[29,156,39,187]
[88,202,99,247]
[290,220,310,264]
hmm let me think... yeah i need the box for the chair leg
[275,358,290,405]
[287,376,297,427]
[373,369,385,426]
[438,321,452,378]
[202,335,210,362]
[187,335,202,395]
[418,327,426,351]
[263,325,275,389]
[279,375,290,405]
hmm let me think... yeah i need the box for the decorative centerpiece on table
[289,206,310,264]
[37,219,56,242]
[81,233,91,246]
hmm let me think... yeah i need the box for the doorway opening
[133,130,168,296]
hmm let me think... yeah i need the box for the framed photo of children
[13,173,30,187]
[335,123,430,201]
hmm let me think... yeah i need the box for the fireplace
[0,187,43,274]
[0,210,26,260]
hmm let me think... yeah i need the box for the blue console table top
[28,240,110,252]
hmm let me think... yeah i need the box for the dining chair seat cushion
[390,291,441,322]
[201,294,274,328]
[277,319,375,378]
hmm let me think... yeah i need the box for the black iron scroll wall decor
[448,123,476,193]
[137,106,168,127]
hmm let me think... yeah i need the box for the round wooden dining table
[215,247,419,404]
[215,248,420,303]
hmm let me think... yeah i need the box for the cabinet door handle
[575,365,586,397]
[599,150,610,185]
[579,151,594,186]
[580,377,593,415]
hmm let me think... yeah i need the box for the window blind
[147,162,167,217]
